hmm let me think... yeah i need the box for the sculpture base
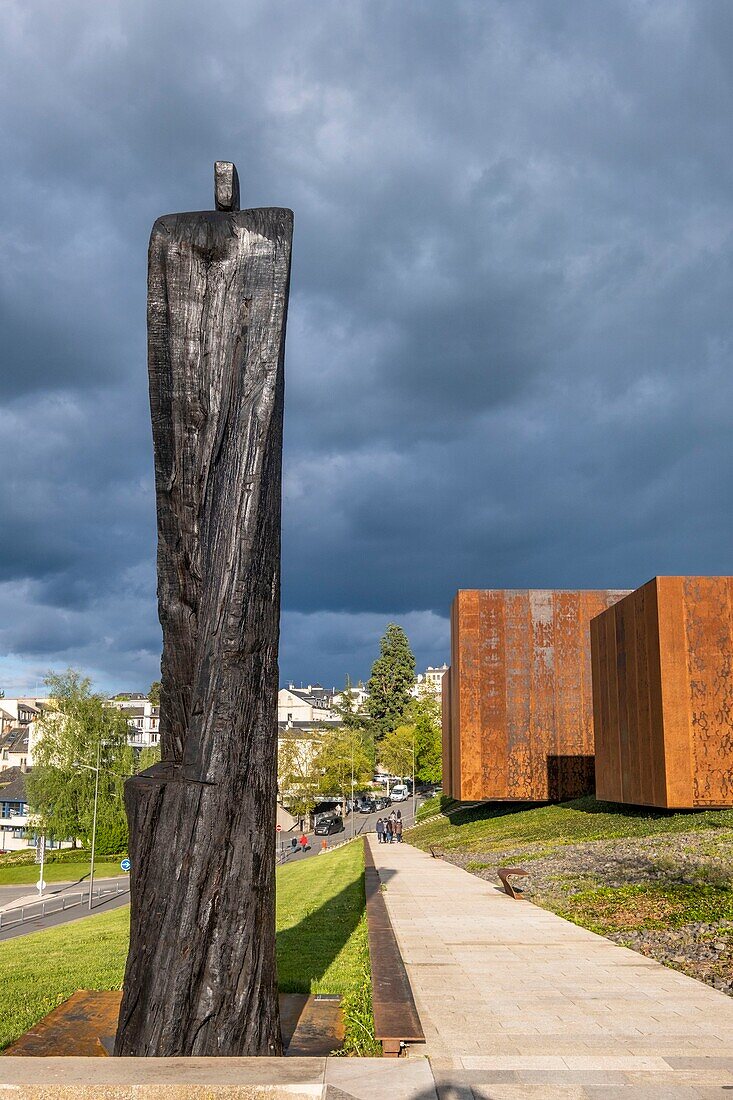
[5,992,343,1059]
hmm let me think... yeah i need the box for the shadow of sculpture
[276,864,366,994]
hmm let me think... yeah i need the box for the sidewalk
[0,1055,438,1099]
[369,836,733,1097]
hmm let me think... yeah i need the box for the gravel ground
[604,923,733,994]
[438,827,733,995]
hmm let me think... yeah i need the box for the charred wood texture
[115,164,293,1057]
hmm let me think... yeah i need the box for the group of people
[375,810,403,843]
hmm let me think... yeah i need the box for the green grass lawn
[0,849,128,887]
[547,881,733,937]
[0,861,126,886]
[276,841,378,1055]
[409,795,733,856]
[414,792,447,821]
[0,839,378,1056]
[0,905,128,1051]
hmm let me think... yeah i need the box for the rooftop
[0,765,29,803]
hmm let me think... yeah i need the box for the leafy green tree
[148,681,161,706]
[27,670,134,851]
[407,691,443,784]
[278,735,321,826]
[139,744,161,771]
[379,693,443,786]
[366,624,416,738]
[378,724,415,781]
[94,798,130,855]
[315,726,374,817]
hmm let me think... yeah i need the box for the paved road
[0,877,130,942]
[0,875,126,908]
[276,798,421,865]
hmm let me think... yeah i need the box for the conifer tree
[366,624,416,739]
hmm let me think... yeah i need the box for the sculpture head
[214,161,240,212]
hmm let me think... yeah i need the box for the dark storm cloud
[2,0,733,690]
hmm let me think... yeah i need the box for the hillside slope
[409,797,733,995]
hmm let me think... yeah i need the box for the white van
[391,784,409,802]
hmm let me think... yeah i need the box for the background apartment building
[107,694,160,748]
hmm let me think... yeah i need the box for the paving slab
[325,1056,437,1098]
[0,1055,440,1100]
[368,837,733,1095]
[0,1056,326,1098]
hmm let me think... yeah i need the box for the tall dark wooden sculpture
[115,164,293,1057]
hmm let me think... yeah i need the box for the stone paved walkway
[369,836,733,1098]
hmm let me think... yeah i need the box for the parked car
[390,784,409,802]
[313,813,345,836]
[358,794,391,813]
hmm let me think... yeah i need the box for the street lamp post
[74,741,103,911]
[88,740,101,911]
[37,833,46,896]
[351,741,355,840]
[412,730,416,825]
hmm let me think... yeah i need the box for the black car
[313,813,344,836]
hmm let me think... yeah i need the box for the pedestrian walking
[385,818,393,842]
[395,818,403,843]
[389,809,397,823]
[375,817,385,844]
[396,809,402,821]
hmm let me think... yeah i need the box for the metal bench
[363,840,425,1056]
[498,866,529,899]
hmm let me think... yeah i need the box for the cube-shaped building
[591,576,733,809]
[444,589,629,801]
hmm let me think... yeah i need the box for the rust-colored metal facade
[444,589,628,801]
[441,663,453,799]
[591,576,733,808]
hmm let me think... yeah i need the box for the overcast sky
[2,0,732,695]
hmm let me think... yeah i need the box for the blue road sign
[121,858,131,872]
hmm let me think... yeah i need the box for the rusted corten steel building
[591,576,733,809]
[444,589,629,801]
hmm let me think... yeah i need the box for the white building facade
[414,664,449,699]
[107,695,160,748]
[277,685,341,726]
